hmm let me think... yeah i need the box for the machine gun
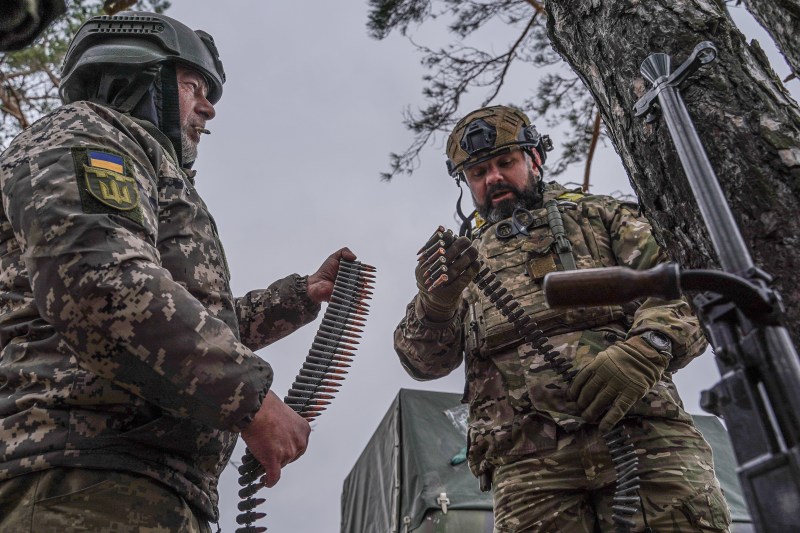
[543,42,800,532]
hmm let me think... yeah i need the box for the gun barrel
[543,264,680,308]
[635,42,753,274]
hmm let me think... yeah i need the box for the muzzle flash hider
[235,260,376,533]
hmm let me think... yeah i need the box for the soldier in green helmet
[394,105,731,532]
[0,11,356,531]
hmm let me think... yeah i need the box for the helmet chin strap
[156,62,185,167]
[455,180,477,238]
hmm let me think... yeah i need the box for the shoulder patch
[557,192,585,202]
[71,147,143,225]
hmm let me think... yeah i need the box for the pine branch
[482,13,539,104]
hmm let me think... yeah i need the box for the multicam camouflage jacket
[0,101,320,521]
[395,183,708,478]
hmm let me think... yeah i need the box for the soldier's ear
[531,149,543,169]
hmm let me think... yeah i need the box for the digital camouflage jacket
[0,101,320,521]
[395,183,708,478]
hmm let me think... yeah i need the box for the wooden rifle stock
[543,263,680,308]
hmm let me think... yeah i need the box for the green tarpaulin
[341,388,752,533]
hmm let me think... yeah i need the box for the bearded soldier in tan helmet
[394,105,732,532]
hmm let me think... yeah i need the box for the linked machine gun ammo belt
[419,227,649,533]
[544,42,800,533]
[235,259,376,533]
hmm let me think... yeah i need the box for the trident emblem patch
[83,166,140,211]
[72,147,144,225]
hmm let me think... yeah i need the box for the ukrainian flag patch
[71,147,143,225]
[87,150,125,174]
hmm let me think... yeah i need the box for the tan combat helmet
[446,105,552,181]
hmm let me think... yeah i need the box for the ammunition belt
[235,259,376,533]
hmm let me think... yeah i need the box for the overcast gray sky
[161,3,798,532]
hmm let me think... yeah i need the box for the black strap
[455,182,476,238]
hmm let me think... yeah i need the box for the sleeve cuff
[293,274,322,316]
[229,356,273,433]
[414,295,459,328]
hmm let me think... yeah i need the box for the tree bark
[544,0,800,342]
[740,0,800,78]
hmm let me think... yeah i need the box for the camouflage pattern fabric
[0,101,320,521]
[492,418,731,532]
[0,467,212,532]
[395,182,709,478]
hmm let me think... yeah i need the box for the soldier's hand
[415,229,479,322]
[307,247,357,304]
[240,390,311,487]
[568,336,670,432]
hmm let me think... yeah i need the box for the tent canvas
[341,388,752,533]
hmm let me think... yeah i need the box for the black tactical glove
[569,334,671,432]
[415,229,479,322]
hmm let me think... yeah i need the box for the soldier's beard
[181,131,198,165]
[474,169,543,224]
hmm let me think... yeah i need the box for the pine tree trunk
[740,0,800,78]
[544,0,800,342]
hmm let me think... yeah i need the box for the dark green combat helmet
[60,11,224,106]
[59,11,225,166]
[446,105,552,181]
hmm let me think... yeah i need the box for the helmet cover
[446,105,550,178]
